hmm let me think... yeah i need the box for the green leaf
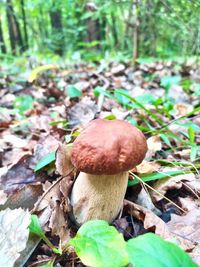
[161,75,181,94]
[41,262,54,267]
[69,220,129,267]
[93,86,112,98]
[188,126,195,143]
[34,151,56,172]
[127,233,198,267]
[160,133,171,147]
[14,95,34,115]
[128,170,193,186]
[114,89,131,106]
[190,145,198,162]
[29,215,62,255]
[67,86,82,98]
[29,214,46,238]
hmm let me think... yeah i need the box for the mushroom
[70,119,147,225]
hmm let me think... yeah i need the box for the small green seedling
[29,215,62,255]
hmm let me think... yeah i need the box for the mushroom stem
[70,171,129,225]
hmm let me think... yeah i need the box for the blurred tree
[20,0,28,50]
[49,0,63,55]
[6,0,24,54]
[85,1,101,48]
[0,0,199,59]
[0,17,6,53]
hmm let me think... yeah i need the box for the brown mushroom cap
[71,119,147,175]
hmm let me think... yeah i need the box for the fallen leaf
[136,161,160,174]
[150,172,196,202]
[167,209,200,251]
[67,96,97,128]
[0,160,36,193]
[0,184,43,211]
[0,208,31,267]
[178,197,198,212]
[0,190,8,205]
[34,176,73,244]
[55,144,74,176]
[124,200,172,240]
[146,135,162,159]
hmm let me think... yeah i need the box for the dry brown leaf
[49,202,70,244]
[34,176,73,244]
[55,144,74,176]
[136,161,160,174]
[124,199,172,240]
[167,209,200,251]
[0,208,31,267]
[173,103,193,117]
[1,133,28,148]
[0,190,8,205]
[68,96,97,128]
[146,135,162,159]
[178,197,198,212]
[150,172,196,202]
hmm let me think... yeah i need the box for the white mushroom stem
[70,171,129,225]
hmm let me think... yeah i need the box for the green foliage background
[0,0,200,60]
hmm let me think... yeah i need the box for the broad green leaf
[128,170,193,186]
[34,151,56,172]
[70,220,129,267]
[28,64,58,83]
[127,233,198,267]
[67,86,82,98]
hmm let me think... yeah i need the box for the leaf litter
[0,59,199,266]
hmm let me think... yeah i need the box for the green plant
[29,216,197,267]
[13,95,34,116]
[29,215,62,255]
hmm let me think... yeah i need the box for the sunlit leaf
[28,64,58,83]
[70,220,129,267]
[127,233,197,267]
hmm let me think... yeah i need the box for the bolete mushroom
[70,119,147,225]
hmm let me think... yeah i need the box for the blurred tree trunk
[0,17,6,53]
[20,0,28,50]
[85,1,100,49]
[132,0,140,66]
[111,14,118,48]
[6,0,24,54]
[50,3,63,56]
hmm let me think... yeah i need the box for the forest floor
[0,58,200,266]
